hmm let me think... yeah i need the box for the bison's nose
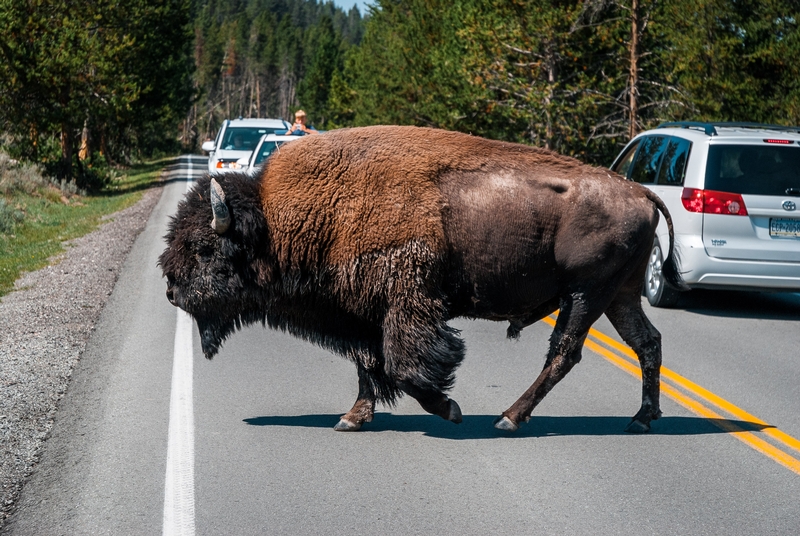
[166,286,177,306]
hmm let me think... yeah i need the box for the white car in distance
[202,118,291,174]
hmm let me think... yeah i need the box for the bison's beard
[194,309,267,359]
[195,315,236,359]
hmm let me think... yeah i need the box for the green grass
[0,158,175,297]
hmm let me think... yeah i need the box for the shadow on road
[669,289,800,320]
[243,413,770,440]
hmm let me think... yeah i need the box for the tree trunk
[30,124,38,160]
[629,0,640,139]
[100,131,116,167]
[248,70,255,118]
[78,117,90,161]
[224,77,230,119]
[60,86,73,180]
[545,46,556,150]
[60,123,74,180]
[256,77,261,117]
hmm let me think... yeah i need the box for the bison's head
[158,174,272,359]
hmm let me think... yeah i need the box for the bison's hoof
[447,399,462,424]
[334,418,362,432]
[624,419,651,434]
[494,416,519,432]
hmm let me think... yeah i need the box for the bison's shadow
[242,413,771,440]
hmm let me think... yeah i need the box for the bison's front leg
[335,364,377,431]
[495,333,586,432]
[495,293,597,432]
[383,302,465,425]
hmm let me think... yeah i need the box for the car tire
[644,238,681,308]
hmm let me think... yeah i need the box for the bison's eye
[194,243,215,266]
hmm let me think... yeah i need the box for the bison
[159,126,684,433]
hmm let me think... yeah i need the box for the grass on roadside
[0,157,174,298]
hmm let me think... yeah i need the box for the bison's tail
[644,189,689,291]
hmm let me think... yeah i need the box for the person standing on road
[286,110,318,135]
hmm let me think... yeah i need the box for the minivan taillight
[681,188,748,215]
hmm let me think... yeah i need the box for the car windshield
[705,145,800,195]
[221,127,280,151]
[253,140,286,165]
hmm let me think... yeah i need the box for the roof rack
[656,121,800,136]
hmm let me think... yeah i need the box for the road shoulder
[0,181,164,530]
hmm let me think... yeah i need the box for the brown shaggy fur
[159,125,683,433]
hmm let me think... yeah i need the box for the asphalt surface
[5,156,800,535]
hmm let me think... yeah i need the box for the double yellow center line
[542,315,800,476]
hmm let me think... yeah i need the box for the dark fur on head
[158,173,273,359]
[157,172,444,405]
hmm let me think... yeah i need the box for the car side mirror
[201,141,216,153]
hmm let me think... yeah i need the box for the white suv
[202,118,290,173]
[610,122,800,307]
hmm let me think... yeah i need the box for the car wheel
[644,238,681,307]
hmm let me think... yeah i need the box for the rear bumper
[677,241,800,291]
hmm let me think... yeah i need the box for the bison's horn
[210,178,231,234]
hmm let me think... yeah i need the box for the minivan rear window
[705,145,800,195]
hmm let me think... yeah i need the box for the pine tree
[0,0,194,181]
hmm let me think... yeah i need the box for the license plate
[770,218,800,238]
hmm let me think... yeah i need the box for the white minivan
[610,122,800,306]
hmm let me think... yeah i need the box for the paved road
[6,156,800,535]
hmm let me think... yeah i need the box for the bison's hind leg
[604,294,663,433]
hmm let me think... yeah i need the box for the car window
[705,145,800,195]
[629,135,669,184]
[656,137,692,186]
[253,141,284,165]
[611,140,640,178]
[222,127,279,151]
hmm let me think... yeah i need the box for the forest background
[1,0,799,185]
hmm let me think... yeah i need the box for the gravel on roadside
[0,181,164,527]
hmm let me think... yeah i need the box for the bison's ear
[210,178,231,234]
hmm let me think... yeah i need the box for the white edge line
[163,156,196,536]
